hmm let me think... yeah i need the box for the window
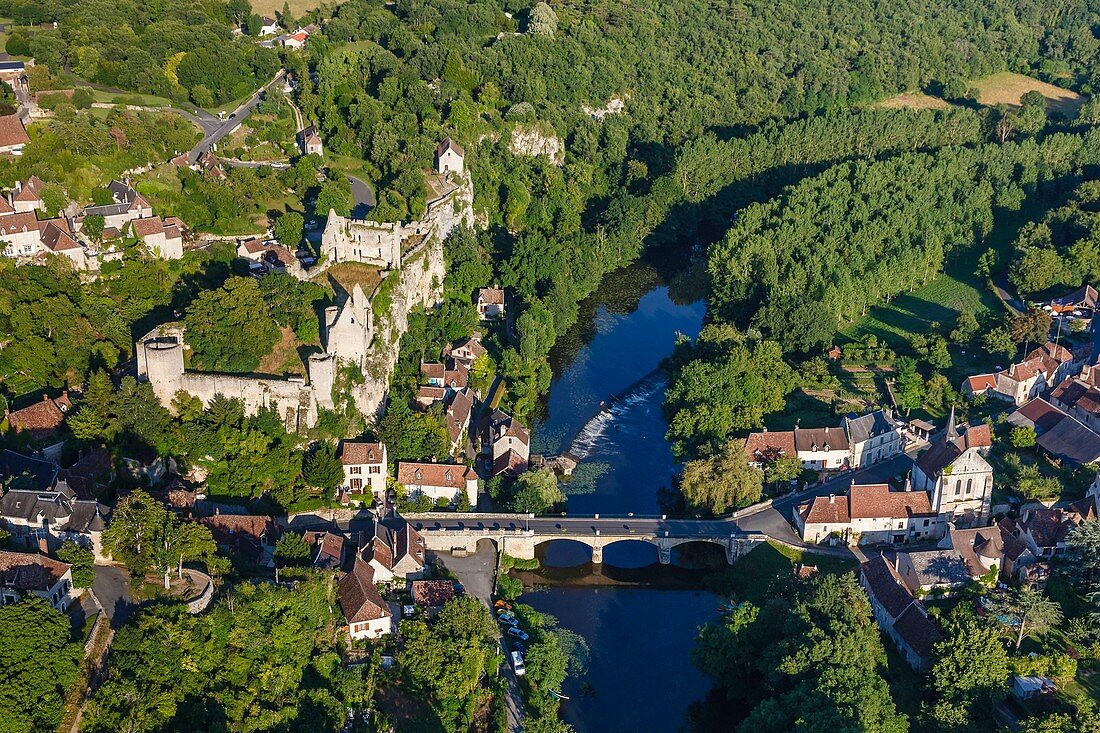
[954,479,962,497]
[350,479,363,491]
[923,519,929,527]
[350,466,362,475]
[369,466,380,474]
[966,478,973,496]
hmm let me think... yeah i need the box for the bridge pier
[657,541,671,565]
[591,542,603,565]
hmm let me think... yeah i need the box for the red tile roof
[0,114,29,149]
[800,494,850,524]
[7,394,68,435]
[13,175,42,202]
[340,441,385,465]
[396,461,476,488]
[848,483,934,519]
[338,557,389,623]
[743,430,796,461]
[0,550,69,591]
[0,211,38,235]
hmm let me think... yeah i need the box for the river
[519,253,723,733]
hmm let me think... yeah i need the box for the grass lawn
[969,72,1086,117]
[327,153,376,182]
[711,541,857,605]
[315,261,383,296]
[764,388,836,431]
[257,326,313,376]
[872,92,953,111]
[89,88,173,108]
[249,0,325,17]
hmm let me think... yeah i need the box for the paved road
[187,69,287,163]
[347,175,375,218]
[92,564,134,628]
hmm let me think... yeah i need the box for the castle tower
[139,336,185,406]
[308,352,336,409]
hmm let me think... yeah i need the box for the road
[187,69,287,163]
[92,564,134,628]
[347,175,375,218]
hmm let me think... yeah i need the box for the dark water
[521,255,719,733]
[531,259,706,515]
[518,587,719,733]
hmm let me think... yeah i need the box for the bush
[496,573,522,600]
[500,554,540,571]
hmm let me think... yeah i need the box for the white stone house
[844,409,903,468]
[476,288,504,320]
[396,461,478,506]
[0,551,76,612]
[339,441,387,503]
[793,426,850,471]
[795,483,937,546]
[359,518,426,583]
[338,557,394,640]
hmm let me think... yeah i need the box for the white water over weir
[564,372,667,460]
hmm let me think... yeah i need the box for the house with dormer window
[397,461,478,506]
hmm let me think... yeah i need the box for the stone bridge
[407,513,768,565]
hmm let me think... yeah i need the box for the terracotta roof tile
[0,550,69,591]
[340,441,385,465]
[0,114,29,148]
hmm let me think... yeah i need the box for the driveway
[92,564,134,628]
[435,539,497,605]
[347,175,375,218]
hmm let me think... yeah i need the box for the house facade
[396,461,478,506]
[297,124,323,157]
[339,441,387,503]
[476,288,504,320]
[338,556,394,639]
[962,342,1079,406]
[484,409,531,478]
[860,555,940,671]
[795,483,937,545]
[0,551,76,611]
[359,517,426,582]
[844,409,903,468]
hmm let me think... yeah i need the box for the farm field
[873,92,952,111]
[249,0,328,18]
[969,72,1085,116]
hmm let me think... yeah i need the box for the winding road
[187,69,288,163]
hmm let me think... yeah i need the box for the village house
[844,409,903,468]
[259,15,280,34]
[860,555,940,671]
[448,336,487,366]
[475,287,505,321]
[302,531,351,571]
[793,426,850,471]
[127,216,185,259]
[435,137,464,176]
[910,408,993,531]
[236,237,297,275]
[1008,397,1100,467]
[0,60,27,97]
[39,217,87,269]
[358,517,426,582]
[938,521,1034,584]
[0,211,44,256]
[0,480,110,560]
[296,124,323,157]
[1050,284,1097,314]
[338,556,394,639]
[795,483,937,546]
[0,113,29,155]
[444,388,475,453]
[743,428,797,468]
[82,180,153,231]
[1050,360,1100,433]
[11,175,43,212]
[397,461,479,507]
[279,29,310,48]
[896,548,973,596]
[339,441,387,504]
[6,392,71,440]
[962,342,1078,406]
[0,550,76,612]
[1008,500,1096,560]
[484,409,531,478]
[416,385,447,409]
[196,514,281,566]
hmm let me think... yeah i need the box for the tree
[378,401,450,462]
[986,586,1063,651]
[303,442,344,491]
[950,310,979,343]
[762,454,802,487]
[510,469,565,513]
[894,357,925,414]
[56,541,95,587]
[529,2,559,36]
[1010,309,1052,350]
[0,597,82,733]
[316,176,352,218]
[1066,520,1100,588]
[272,211,304,249]
[1015,464,1061,500]
[983,326,1016,360]
[83,214,105,243]
[928,616,1009,725]
[679,441,763,514]
[274,532,311,566]
[1010,426,1037,449]
[103,489,169,577]
[184,277,279,373]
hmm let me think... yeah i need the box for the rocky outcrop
[509,124,564,165]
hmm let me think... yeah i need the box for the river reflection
[519,587,720,733]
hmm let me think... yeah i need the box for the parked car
[498,616,519,627]
[512,642,527,655]
[511,651,525,677]
[507,627,529,642]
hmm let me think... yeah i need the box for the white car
[511,651,526,677]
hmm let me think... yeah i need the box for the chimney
[37,535,49,554]
[904,477,912,492]
[829,494,835,504]
[894,554,900,572]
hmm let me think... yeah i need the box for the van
[510,651,525,677]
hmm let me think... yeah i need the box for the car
[512,642,527,655]
[510,651,525,677]
[229,112,237,119]
[498,616,519,627]
[305,220,320,230]
[494,600,512,610]
[507,627,529,642]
